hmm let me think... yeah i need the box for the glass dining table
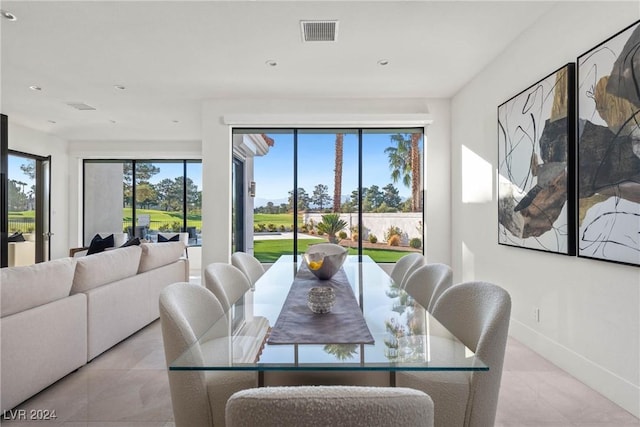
[169,255,487,385]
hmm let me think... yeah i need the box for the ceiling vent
[66,102,96,111]
[301,20,339,42]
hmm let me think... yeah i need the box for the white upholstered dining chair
[203,263,251,312]
[226,386,434,427]
[403,262,453,312]
[390,252,424,288]
[159,282,257,427]
[231,251,265,289]
[397,281,511,427]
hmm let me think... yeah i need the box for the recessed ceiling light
[114,85,126,90]
[48,120,56,124]
[265,60,278,67]
[109,120,117,124]
[172,120,179,123]
[29,85,42,91]
[377,59,389,66]
[1,10,17,21]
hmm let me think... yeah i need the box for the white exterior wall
[303,212,423,245]
[83,162,124,245]
[451,1,640,416]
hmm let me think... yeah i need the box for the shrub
[409,237,422,249]
[351,232,358,241]
[338,231,348,240]
[257,223,267,232]
[388,235,401,246]
[279,225,286,232]
[369,234,378,244]
[384,226,402,242]
[267,223,277,232]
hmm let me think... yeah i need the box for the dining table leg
[259,371,264,387]
[389,371,396,387]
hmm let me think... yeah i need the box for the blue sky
[254,131,422,203]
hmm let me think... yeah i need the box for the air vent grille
[301,20,338,42]
[66,102,96,111]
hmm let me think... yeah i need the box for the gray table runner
[267,263,375,345]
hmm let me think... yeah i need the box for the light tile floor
[2,321,638,426]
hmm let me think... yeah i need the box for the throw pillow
[158,234,180,243]
[7,231,26,242]
[87,233,115,255]
[120,236,141,248]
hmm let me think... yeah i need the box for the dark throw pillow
[158,234,180,243]
[7,232,26,242]
[120,237,141,248]
[87,233,115,255]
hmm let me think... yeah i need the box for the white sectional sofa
[0,242,188,412]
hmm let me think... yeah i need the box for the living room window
[232,128,424,263]
[83,159,202,246]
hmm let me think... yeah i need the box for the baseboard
[510,318,640,418]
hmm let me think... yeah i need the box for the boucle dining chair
[204,263,251,312]
[403,262,453,312]
[226,386,434,427]
[231,251,265,289]
[159,283,256,427]
[390,252,424,288]
[397,281,511,427]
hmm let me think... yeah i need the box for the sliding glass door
[7,151,51,265]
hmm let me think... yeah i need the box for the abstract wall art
[577,20,640,266]
[498,63,575,255]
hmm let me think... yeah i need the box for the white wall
[201,98,452,267]
[451,1,640,417]
[8,122,69,260]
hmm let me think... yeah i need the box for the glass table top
[169,255,487,372]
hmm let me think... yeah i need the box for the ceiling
[0,1,556,142]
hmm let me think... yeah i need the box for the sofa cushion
[1,257,77,318]
[138,242,185,273]
[87,233,115,255]
[120,236,141,248]
[7,231,25,242]
[157,233,180,243]
[72,246,142,293]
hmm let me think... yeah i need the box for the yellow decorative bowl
[303,243,348,280]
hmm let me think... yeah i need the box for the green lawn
[254,213,299,228]
[122,208,202,230]
[254,238,411,263]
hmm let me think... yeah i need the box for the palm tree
[324,344,358,361]
[385,133,422,212]
[410,133,422,212]
[333,133,343,212]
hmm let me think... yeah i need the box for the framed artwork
[497,63,575,255]
[577,20,640,267]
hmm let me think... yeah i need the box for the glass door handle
[43,232,54,237]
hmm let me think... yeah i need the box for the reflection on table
[170,255,486,374]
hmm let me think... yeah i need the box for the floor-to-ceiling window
[84,159,202,246]
[232,128,424,263]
